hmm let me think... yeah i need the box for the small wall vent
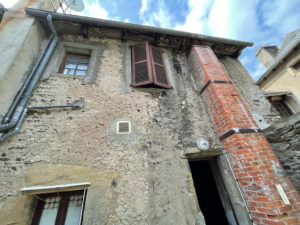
[117,121,131,134]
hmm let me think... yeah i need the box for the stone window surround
[44,40,101,84]
[290,57,300,73]
[287,55,300,77]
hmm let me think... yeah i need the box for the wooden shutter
[131,41,153,86]
[150,45,171,88]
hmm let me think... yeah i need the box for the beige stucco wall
[0,0,60,119]
[256,48,275,68]
[259,47,300,108]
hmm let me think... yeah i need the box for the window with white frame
[31,190,85,225]
[21,182,89,225]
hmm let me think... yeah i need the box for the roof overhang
[25,8,253,57]
[263,91,292,98]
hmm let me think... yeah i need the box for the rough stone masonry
[0,2,299,224]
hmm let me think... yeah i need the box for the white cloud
[138,0,172,28]
[175,0,214,34]
[175,0,261,41]
[175,0,300,80]
[139,0,151,14]
[71,0,109,20]
[1,0,19,8]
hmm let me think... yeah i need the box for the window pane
[294,61,300,70]
[77,64,88,70]
[64,69,75,75]
[64,194,83,225]
[67,56,79,62]
[39,196,61,225]
[78,57,89,63]
[75,70,86,76]
[65,63,76,69]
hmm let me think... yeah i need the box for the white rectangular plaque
[275,184,290,205]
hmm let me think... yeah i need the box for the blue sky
[3,0,300,80]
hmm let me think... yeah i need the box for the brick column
[188,46,300,225]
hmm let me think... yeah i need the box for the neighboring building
[256,30,300,118]
[256,29,300,208]
[0,1,299,225]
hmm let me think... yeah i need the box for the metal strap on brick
[199,80,233,95]
[219,127,262,141]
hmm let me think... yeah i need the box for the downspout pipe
[0,109,28,142]
[3,37,52,124]
[0,15,58,134]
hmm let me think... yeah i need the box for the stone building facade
[0,1,299,225]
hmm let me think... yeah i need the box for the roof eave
[25,7,253,56]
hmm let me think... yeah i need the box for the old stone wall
[0,35,219,225]
[263,113,300,193]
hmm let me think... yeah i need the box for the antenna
[65,0,85,12]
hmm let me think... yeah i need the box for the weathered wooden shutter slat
[150,46,171,88]
[131,42,153,86]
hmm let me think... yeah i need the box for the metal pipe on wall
[0,14,58,141]
[28,99,85,110]
[3,37,52,124]
[221,149,254,223]
[0,109,27,142]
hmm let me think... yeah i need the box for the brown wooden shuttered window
[131,41,153,86]
[131,41,171,88]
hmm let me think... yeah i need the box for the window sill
[132,86,171,97]
[54,73,86,80]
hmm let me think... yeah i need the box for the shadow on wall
[263,112,300,193]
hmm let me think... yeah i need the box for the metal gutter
[256,33,300,85]
[25,8,253,48]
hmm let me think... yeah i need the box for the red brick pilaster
[188,46,300,225]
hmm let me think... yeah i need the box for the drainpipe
[3,37,52,124]
[221,148,254,223]
[0,15,58,140]
[0,109,27,142]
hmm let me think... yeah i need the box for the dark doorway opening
[189,160,229,225]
